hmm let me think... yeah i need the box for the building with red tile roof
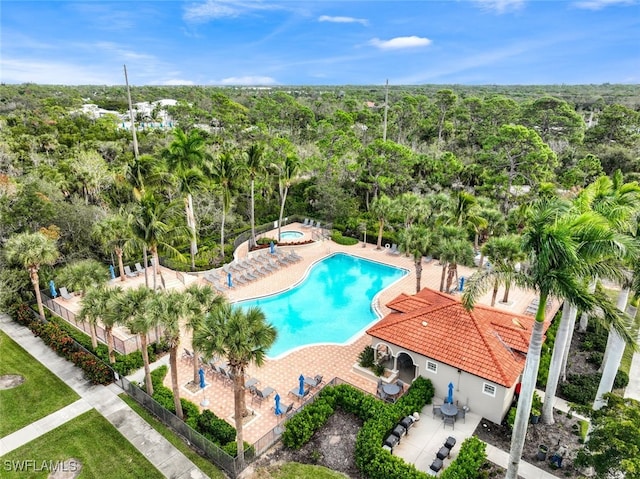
[366,288,552,423]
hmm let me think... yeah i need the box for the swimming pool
[236,253,407,358]
[280,230,304,240]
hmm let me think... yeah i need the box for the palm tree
[245,144,267,249]
[398,225,432,293]
[149,290,194,420]
[394,192,424,229]
[434,225,469,292]
[56,259,109,297]
[79,285,120,357]
[183,284,225,385]
[115,286,156,395]
[4,232,59,319]
[193,303,276,467]
[207,150,244,257]
[462,197,629,479]
[163,128,206,271]
[129,191,186,290]
[272,154,301,242]
[370,194,394,250]
[481,235,525,306]
[93,212,132,282]
[122,153,169,199]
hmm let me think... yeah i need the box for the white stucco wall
[373,340,514,424]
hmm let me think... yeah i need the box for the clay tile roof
[367,288,550,387]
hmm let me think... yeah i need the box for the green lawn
[254,463,349,478]
[0,330,79,436]
[0,409,163,479]
[119,394,226,479]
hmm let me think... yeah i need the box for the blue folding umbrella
[459,276,465,291]
[199,367,206,389]
[274,393,282,416]
[447,382,454,404]
[109,264,116,280]
[227,272,233,288]
[270,241,275,254]
[49,280,57,298]
[298,374,305,396]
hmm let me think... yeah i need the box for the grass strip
[0,330,79,436]
[0,409,163,479]
[119,393,226,479]
[254,462,349,478]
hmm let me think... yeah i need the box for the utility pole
[124,65,140,160]
[382,79,389,142]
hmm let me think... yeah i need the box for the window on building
[483,383,496,397]
[426,360,437,373]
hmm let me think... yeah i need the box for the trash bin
[537,445,548,461]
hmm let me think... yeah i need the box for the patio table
[382,383,401,397]
[441,403,458,417]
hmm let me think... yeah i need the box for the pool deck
[154,222,549,450]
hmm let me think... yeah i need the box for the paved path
[0,314,209,479]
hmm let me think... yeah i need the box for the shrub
[560,374,600,404]
[439,437,487,479]
[613,369,629,389]
[358,346,375,368]
[196,410,236,445]
[587,351,604,367]
[330,230,359,246]
[221,441,254,459]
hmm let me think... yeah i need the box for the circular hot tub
[280,231,304,240]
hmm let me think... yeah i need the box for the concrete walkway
[0,314,209,479]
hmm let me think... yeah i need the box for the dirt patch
[252,409,363,479]
[184,381,201,393]
[474,410,584,477]
[47,458,82,478]
[0,374,25,389]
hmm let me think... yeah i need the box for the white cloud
[162,79,196,85]
[318,15,368,26]
[368,36,432,50]
[183,0,282,22]
[572,0,635,9]
[217,75,277,85]
[0,58,120,85]
[472,0,525,13]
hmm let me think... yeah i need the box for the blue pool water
[280,231,304,240]
[236,253,407,357]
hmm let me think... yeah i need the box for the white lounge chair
[124,265,138,277]
[59,287,73,300]
[135,262,145,274]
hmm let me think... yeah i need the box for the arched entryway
[396,352,416,384]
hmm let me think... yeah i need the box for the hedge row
[14,303,114,385]
[149,366,250,455]
[282,377,484,479]
[439,437,487,479]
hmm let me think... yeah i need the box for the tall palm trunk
[116,247,126,282]
[376,220,384,250]
[232,367,247,468]
[140,332,153,396]
[185,194,197,271]
[593,288,630,410]
[89,323,98,349]
[277,187,288,242]
[541,302,575,424]
[106,326,116,364]
[439,263,448,292]
[445,263,457,292]
[193,349,201,385]
[220,209,227,258]
[502,282,512,303]
[250,179,256,249]
[506,297,547,479]
[578,279,596,332]
[491,279,499,307]
[414,259,423,293]
[30,268,46,319]
[169,345,184,419]
[143,246,149,288]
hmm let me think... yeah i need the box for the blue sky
[1,0,639,85]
